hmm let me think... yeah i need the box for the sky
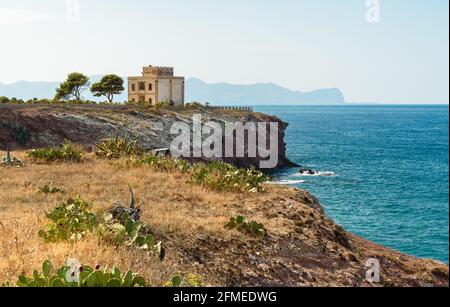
[0,0,448,104]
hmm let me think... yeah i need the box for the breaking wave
[267,180,306,185]
[298,171,336,177]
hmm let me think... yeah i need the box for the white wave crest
[298,171,335,177]
[266,180,306,185]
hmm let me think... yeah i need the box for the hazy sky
[0,0,448,103]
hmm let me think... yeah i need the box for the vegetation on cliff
[0,148,448,287]
[0,104,447,287]
[26,141,84,163]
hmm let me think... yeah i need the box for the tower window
[131,84,136,91]
[139,82,145,91]
[149,83,153,91]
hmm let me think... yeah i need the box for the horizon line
[1,77,448,105]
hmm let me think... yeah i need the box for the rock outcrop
[0,104,297,169]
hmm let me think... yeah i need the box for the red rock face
[0,104,296,169]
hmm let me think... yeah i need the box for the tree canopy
[90,75,125,103]
[55,73,90,101]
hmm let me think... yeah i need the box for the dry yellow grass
[0,151,448,287]
[0,152,290,286]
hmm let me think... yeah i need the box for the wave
[267,180,306,185]
[297,171,336,177]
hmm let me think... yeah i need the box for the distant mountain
[186,78,346,105]
[0,75,127,102]
[0,76,346,105]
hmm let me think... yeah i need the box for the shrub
[0,96,109,105]
[98,214,162,258]
[155,101,174,109]
[139,154,191,173]
[184,102,205,109]
[63,100,97,105]
[38,182,65,194]
[38,197,98,243]
[95,132,143,159]
[38,187,165,260]
[3,260,147,287]
[0,95,126,106]
[137,156,269,193]
[190,162,269,193]
[224,216,266,238]
[27,140,84,163]
[164,274,203,287]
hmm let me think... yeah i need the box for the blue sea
[255,105,449,263]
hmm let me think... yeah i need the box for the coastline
[256,104,449,264]
[0,104,448,286]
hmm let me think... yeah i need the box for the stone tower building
[128,66,185,106]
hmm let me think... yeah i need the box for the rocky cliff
[0,104,296,169]
[0,104,448,287]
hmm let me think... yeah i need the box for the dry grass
[1,151,448,287]
[0,152,289,286]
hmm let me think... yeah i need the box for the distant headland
[0,76,347,106]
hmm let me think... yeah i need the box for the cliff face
[0,104,296,169]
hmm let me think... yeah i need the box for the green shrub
[38,182,65,194]
[224,216,266,238]
[184,101,205,109]
[164,274,203,287]
[139,154,191,173]
[156,101,174,109]
[2,260,147,287]
[38,197,98,243]
[38,187,165,260]
[0,97,54,105]
[27,140,84,163]
[9,98,25,104]
[98,214,163,258]
[137,155,269,193]
[0,96,123,105]
[95,132,143,159]
[190,162,269,193]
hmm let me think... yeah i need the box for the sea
[254,105,449,263]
